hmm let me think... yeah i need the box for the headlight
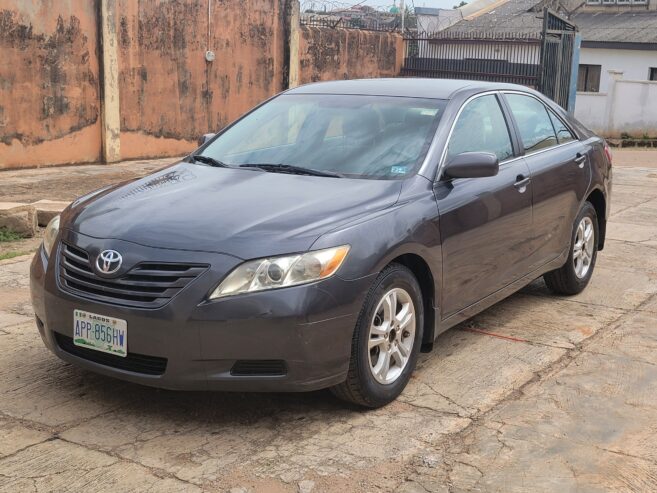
[42,215,60,258]
[209,245,350,299]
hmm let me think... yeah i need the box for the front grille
[55,333,167,375]
[58,242,208,308]
[231,360,287,376]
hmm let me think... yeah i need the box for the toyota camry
[30,79,612,407]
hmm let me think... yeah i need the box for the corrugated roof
[571,11,657,44]
[446,0,657,44]
[414,7,442,16]
[444,0,546,34]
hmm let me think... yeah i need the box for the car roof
[286,78,532,100]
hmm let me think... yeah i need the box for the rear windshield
[200,94,446,179]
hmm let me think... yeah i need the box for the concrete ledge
[0,202,37,237]
[31,200,70,226]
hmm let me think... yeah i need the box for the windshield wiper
[238,163,343,178]
[191,154,230,168]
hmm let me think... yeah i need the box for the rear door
[503,92,591,269]
[435,93,533,318]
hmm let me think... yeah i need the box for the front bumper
[30,232,372,392]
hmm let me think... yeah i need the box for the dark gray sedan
[30,79,612,407]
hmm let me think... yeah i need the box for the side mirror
[443,152,499,179]
[197,133,215,147]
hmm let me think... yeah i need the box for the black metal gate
[400,9,577,108]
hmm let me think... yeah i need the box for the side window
[577,64,601,93]
[548,110,575,144]
[506,94,558,153]
[446,95,513,163]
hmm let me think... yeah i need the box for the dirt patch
[0,234,42,259]
[0,158,172,203]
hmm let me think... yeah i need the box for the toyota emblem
[96,250,123,274]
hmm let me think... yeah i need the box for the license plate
[73,310,127,357]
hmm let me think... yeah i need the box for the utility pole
[400,0,405,32]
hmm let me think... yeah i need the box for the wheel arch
[586,188,606,250]
[385,253,437,353]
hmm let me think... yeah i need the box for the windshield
[199,94,446,179]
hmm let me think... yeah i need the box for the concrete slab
[0,163,655,492]
[401,328,565,416]
[0,202,37,237]
[414,314,657,491]
[521,266,657,311]
[0,417,50,459]
[605,221,657,243]
[611,197,657,226]
[460,293,626,349]
[31,199,70,226]
[0,439,201,492]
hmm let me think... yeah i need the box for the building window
[585,0,601,3]
[578,64,601,92]
[650,68,657,81]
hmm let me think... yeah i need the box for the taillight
[604,141,613,166]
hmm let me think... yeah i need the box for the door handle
[514,175,530,192]
[574,153,586,168]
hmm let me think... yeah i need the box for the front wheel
[331,264,424,408]
[543,201,598,295]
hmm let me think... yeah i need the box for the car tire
[543,201,599,295]
[330,263,424,408]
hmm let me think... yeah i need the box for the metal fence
[400,9,578,109]
[401,32,542,88]
[539,9,577,109]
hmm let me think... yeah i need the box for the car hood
[66,163,403,259]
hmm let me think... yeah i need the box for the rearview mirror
[197,133,216,147]
[443,152,499,179]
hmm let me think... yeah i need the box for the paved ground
[0,155,656,492]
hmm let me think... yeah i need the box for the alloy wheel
[367,287,416,385]
[573,216,595,279]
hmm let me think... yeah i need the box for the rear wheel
[544,201,598,295]
[331,264,423,408]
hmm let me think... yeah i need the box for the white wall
[612,80,657,136]
[574,47,657,137]
[575,76,657,137]
[578,47,657,92]
[575,93,607,134]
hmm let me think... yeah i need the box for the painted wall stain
[298,26,403,84]
[0,9,100,154]
[117,0,287,160]
[1,1,405,168]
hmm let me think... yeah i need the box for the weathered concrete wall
[0,0,102,169]
[298,26,404,84]
[575,73,657,138]
[0,1,408,169]
[116,0,288,160]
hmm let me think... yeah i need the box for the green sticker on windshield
[391,166,407,174]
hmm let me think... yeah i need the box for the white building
[572,4,657,137]
[413,0,657,138]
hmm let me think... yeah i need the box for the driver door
[434,93,534,318]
